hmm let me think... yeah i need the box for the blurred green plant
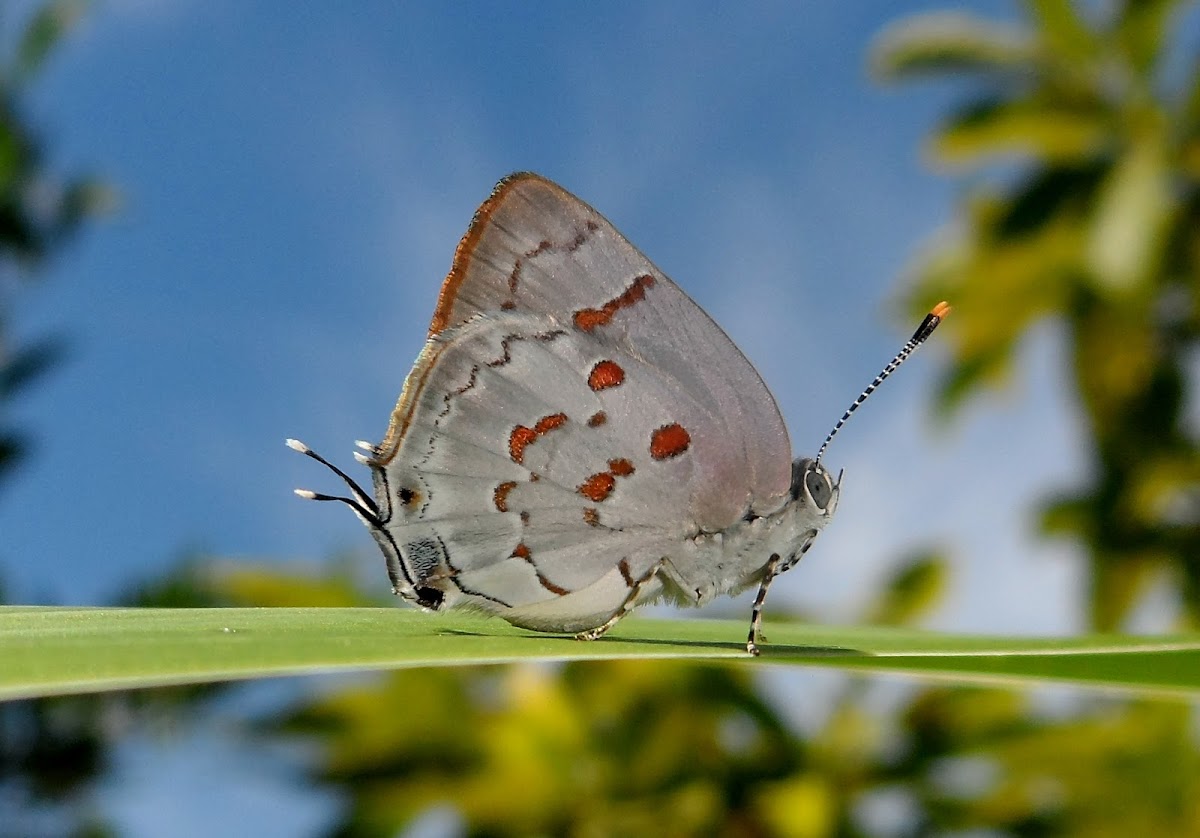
[873,0,1200,630]
[0,4,116,837]
[202,556,1198,837]
[0,0,108,491]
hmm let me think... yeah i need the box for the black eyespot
[415,586,444,609]
[398,487,417,505]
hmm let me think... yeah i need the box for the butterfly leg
[575,560,664,642]
[746,553,782,656]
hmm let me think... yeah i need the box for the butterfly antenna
[286,438,381,522]
[815,302,950,466]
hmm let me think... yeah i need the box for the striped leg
[575,561,663,642]
[746,553,782,656]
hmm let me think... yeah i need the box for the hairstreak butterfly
[289,172,948,654]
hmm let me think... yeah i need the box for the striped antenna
[814,301,950,465]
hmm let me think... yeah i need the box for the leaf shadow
[437,627,866,658]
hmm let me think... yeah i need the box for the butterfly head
[790,457,840,519]
[746,457,839,577]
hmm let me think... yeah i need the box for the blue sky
[2,1,1113,832]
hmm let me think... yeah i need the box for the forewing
[389,172,792,524]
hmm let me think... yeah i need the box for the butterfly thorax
[655,457,839,607]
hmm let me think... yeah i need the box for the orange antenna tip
[931,301,951,318]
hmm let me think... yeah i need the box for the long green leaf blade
[2,607,1197,701]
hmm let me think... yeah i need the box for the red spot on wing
[538,574,570,596]
[650,423,691,460]
[507,259,523,295]
[573,274,656,332]
[588,360,626,391]
[578,472,617,502]
[583,508,600,527]
[577,457,637,503]
[511,541,571,595]
[509,412,568,464]
[534,413,567,434]
[493,481,517,512]
[587,411,607,428]
[608,458,635,477]
[508,427,537,464]
[618,558,634,587]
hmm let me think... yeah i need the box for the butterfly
[289,172,947,654]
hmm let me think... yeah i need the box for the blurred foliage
[863,550,947,626]
[874,0,1200,630]
[0,5,117,837]
[0,0,108,493]
[895,689,1200,836]
[207,555,1200,838]
[0,557,237,837]
[0,690,116,838]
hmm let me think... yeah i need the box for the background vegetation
[2,1,1198,835]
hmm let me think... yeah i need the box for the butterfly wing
[369,173,793,630]
[384,172,792,522]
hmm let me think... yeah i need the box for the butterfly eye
[805,467,833,511]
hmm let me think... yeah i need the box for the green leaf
[994,162,1106,238]
[1116,0,1181,74]
[1026,0,1100,64]
[1087,138,1172,292]
[0,431,27,479]
[871,12,1034,80]
[10,0,86,83]
[2,607,1198,701]
[0,336,65,399]
[864,552,948,626]
[931,98,1109,166]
